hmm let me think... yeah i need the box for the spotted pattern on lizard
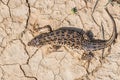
[28,26,85,50]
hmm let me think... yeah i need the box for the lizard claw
[81,52,94,61]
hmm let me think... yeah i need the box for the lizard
[27,7,117,60]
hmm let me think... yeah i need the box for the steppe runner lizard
[28,7,117,60]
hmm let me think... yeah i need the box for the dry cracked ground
[0,0,120,80]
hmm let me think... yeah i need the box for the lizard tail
[104,7,117,47]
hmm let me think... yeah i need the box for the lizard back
[28,27,85,49]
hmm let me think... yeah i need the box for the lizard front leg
[34,25,53,32]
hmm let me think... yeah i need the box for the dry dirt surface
[0,0,120,80]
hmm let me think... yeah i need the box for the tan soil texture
[0,0,120,80]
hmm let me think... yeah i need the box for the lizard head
[28,37,40,47]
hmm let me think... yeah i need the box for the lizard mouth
[27,38,40,47]
[27,41,33,46]
[27,40,36,46]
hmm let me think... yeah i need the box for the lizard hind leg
[81,52,94,74]
[81,52,94,61]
